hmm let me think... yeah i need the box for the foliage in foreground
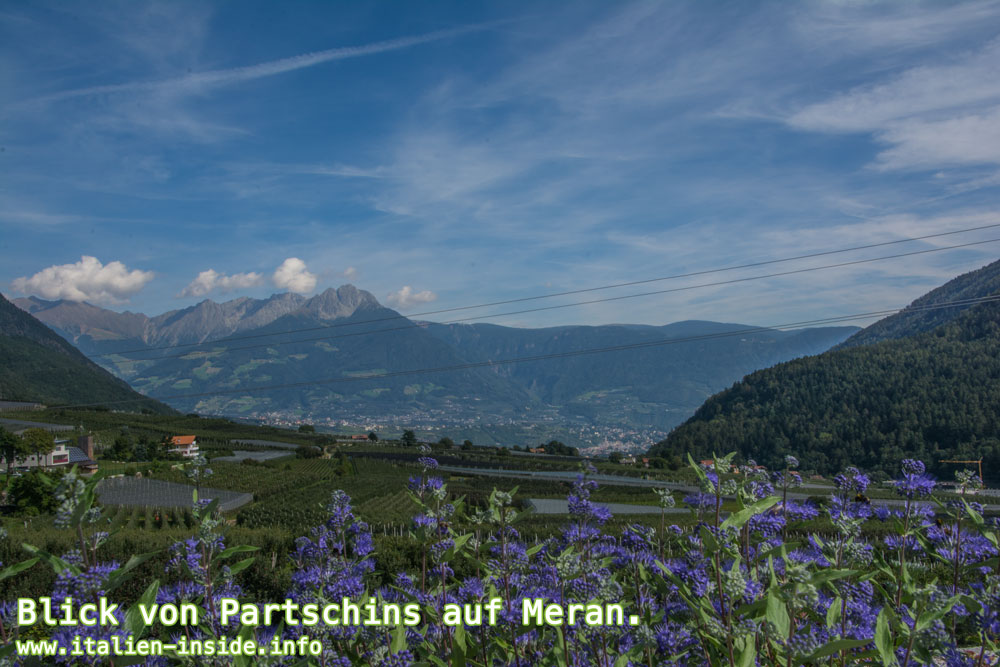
[0,453,998,666]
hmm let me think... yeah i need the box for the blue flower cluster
[3,457,998,666]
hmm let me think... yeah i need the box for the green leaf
[443,533,474,560]
[826,598,842,629]
[766,589,790,640]
[451,623,467,667]
[914,596,960,633]
[754,542,800,565]
[737,636,756,667]
[227,556,256,577]
[0,556,39,582]
[553,626,569,667]
[219,544,260,559]
[125,579,160,637]
[811,569,859,586]
[688,453,709,484]
[699,525,719,553]
[963,499,985,527]
[722,496,780,530]
[22,544,77,576]
[875,609,897,666]
[105,550,160,594]
[802,638,871,663]
[199,497,220,518]
[232,623,257,667]
[391,618,408,654]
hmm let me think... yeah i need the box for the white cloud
[788,39,1000,133]
[790,1,1000,54]
[342,266,359,281]
[786,38,1000,171]
[272,258,317,294]
[11,256,153,304]
[385,286,437,309]
[178,269,264,298]
[874,110,1000,170]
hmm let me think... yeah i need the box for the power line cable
[93,222,1000,357]
[104,236,1000,363]
[51,292,1000,410]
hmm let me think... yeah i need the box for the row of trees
[300,427,581,456]
[400,430,475,450]
[0,425,56,480]
[102,429,188,463]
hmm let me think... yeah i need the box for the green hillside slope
[0,294,173,413]
[649,300,1000,481]
[836,258,1000,348]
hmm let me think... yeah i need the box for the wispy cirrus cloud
[24,25,491,107]
[784,35,1000,173]
[788,0,1000,53]
[4,2,1000,326]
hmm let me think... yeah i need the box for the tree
[401,430,417,447]
[7,470,61,515]
[368,431,379,443]
[20,428,55,469]
[296,445,321,459]
[608,452,622,464]
[0,426,28,481]
[331,450,354,477]
[438,437,455,448]
[107,432,135,461]
[462,440,474,451]
[298,424,316,433]
[133,435,154,462]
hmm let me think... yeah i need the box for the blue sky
[3,1,1000,328]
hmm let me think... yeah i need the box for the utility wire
[93,222,1000,357]
[104,236,1000,363]
[50,292,1000,410]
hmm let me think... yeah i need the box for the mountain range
[649,258,1000,480]
[13,286,858,435]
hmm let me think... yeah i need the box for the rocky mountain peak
[300,285,380,320]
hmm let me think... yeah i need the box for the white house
[168,435,200,458]
[0,435,98,473]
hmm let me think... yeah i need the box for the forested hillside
[649,299,1000,481]
[836,257,1000,348]
[0,294,172,412]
